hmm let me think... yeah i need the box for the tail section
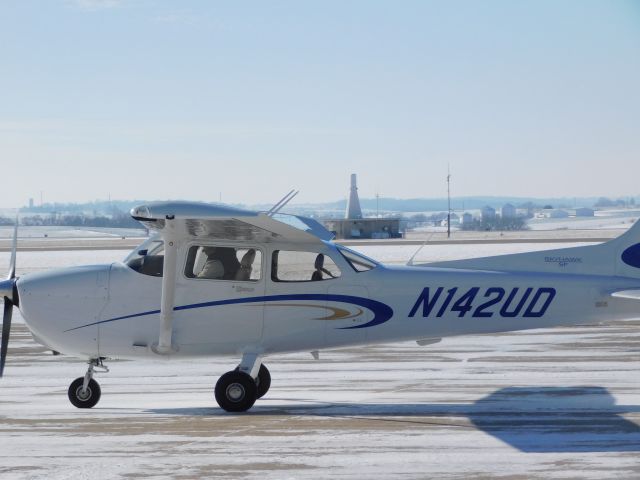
[421,218,640,279]
[613,218,640,278]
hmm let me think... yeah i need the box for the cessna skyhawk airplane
[1,199,640,412]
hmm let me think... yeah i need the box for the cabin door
[175,245,265,350]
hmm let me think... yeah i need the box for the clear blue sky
[1,0,639,207]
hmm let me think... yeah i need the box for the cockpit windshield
[124,237,165,277]
[337,245,379,272]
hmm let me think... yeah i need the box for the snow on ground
[527,210,638,231]
[1,242,640,479]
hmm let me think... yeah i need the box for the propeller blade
[2,218,19,377]
[0,298,13,377]
[8,219,18,280]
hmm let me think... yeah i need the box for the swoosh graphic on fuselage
[64,294,393,332]
[261,303,364,321]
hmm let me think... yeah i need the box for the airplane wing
[130,201,334,244]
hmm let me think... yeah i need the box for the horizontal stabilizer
[611,290,640,300]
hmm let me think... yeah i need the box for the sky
[0,0,639,208]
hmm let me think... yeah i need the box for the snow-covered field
[527,209,639,231]
[1,244,640,479]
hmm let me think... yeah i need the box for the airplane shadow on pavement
[148,386,640,453]
[467,386,640,453]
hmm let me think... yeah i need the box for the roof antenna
[267,190,299,216]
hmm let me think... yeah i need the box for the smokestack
[345,173,363,219]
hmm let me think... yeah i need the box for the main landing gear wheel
[68,377,101,409]
[215,371,257,412]
[235,364,271,399]
[255,364,271,399]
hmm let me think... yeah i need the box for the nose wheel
[68,358,108,409]
[215,362,271,412]
[68,377,101,408]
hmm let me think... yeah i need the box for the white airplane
[1,200,640,412]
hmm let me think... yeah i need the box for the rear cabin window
[184,246,262,281]
[272,250,341,282]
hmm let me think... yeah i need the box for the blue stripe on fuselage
[64,294,393,332]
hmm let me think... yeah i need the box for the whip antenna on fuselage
[267,189,299,216]
[407,233,434,266]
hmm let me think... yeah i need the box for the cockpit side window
[271,250,341,282]
[125,240,165,277]
[184,245,262,281]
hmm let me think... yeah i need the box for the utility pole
[376,191,380,219]
[447,165,451,239]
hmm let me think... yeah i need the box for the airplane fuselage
[17,241,640,361]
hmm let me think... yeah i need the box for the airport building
[460,212,474,225]
[481,206,496,221]
[324,174,401,239]
[501,203,516,219]
[575,207,595,217]
[545,209,570,219]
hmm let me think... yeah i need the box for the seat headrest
[314,253,325,269]
[241,249,256,267]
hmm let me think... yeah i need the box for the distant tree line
[23,200,143,215]
[302,196,640,213]
[403,212,451,228]
[20,213,142,229]
[594,197,636,208]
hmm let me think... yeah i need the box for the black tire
[68,377,101,409]
[215,371,257,412]
[233,364,271,399]
[256,364,271,399]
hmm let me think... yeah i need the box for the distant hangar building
[546,209,570,219]
[575,207,595,217]
[324,174,401,239]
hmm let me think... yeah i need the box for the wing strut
[153,215,178,354]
